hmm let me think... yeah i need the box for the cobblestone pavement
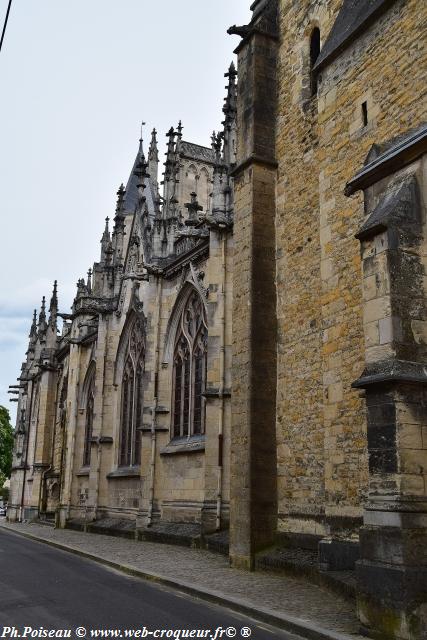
[0,522,365,639]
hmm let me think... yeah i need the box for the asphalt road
[0,529,300,640]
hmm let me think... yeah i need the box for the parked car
[0,506,7,517]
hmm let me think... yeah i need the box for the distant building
[9,1,427,638]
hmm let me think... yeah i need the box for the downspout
[216,231,227,531]
[19,380,34,522]
[147,275,162,526]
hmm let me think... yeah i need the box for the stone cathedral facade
[9,1,427,638]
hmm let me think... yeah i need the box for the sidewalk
[0,522,366,640]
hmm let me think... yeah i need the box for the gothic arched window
[83,368,95,467]
[172,290,207,438]
[119,318,145,467]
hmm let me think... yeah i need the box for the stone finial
[149,128,158,153]
[139,120,146,151]
[177,120,183,138]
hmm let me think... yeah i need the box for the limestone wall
[275,0,426,537]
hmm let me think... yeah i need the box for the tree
[0,406,14,489]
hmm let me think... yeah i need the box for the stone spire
[48,280,58,328]
[29,309,37,339]
[122,133,147,216]
[163,127,176,186]
[162,127,180,221]
[206,63,237,229]
[100,217,111,262]
[148,128,159,188]
[114,184,126,226]
[222,61,238,166]
[86,268,92,294]
[26,309,38,359]
[112,184,126,261]
[162,127,181,256]
[175,120,183,155]
[38,296,47,336]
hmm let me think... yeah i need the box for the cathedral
[8,1,427,638]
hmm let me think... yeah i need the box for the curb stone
[0,525,366,640]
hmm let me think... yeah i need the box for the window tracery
[83,369,95,467]
[119,317,145,466]
[172,290,207,438]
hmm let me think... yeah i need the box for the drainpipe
[147,275,162,526]
[216,231,227,531]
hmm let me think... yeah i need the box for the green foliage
[0,406,14,489]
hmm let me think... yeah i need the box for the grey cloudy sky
[0,0,251,422]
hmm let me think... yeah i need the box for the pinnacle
[87,268,92,293]
[115,184,126,216]
[38,296,47,332]
[29,309,37,338]
[225,60,237,78]
[49,280,58,309]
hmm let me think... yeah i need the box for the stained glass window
[172,291,207,438]
[119,318,145,466]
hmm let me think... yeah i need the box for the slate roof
[345,123,427,195]
[355,176,419,240]
[180,141,216,164]
[314,0,396,72]
[365,122,427,161]
[123,140,144,214]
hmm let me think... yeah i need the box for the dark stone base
[276,531,322,551]
[319,538,360,571]
[65,518,86,532]
[204,530,230,555]
[88,518,136,540]
[255,544,356,601]
[23,507,39,521]
[357,560,427,639]
[138,522,202,548]
[66,517,137,539]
